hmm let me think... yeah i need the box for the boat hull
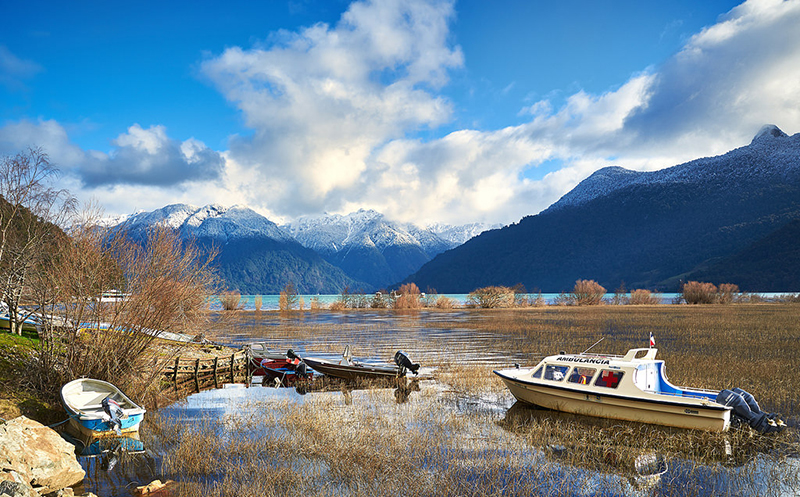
[66,413,145,438]
[494,369,730,432]
[303,357,402,381]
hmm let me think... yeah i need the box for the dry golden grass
[146,304,800,497]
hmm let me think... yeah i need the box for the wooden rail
[162,349,253,393]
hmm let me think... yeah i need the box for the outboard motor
[716,389,786,434]
[394,351,420,375]
[286,349,298,360]
[295,361,308,379]
[102,396,124,435]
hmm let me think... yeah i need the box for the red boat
[259,354,314,387]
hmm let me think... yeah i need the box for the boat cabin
[528,348,718,401]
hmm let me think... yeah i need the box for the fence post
[229,353,235,383]
[173,356,180,391]
[194,358,200,392]
[213,356,219,389]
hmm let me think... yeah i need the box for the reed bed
[137,305,800,496]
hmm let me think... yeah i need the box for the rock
[0,416,85,495]
[133,479,177,496]
[0,470,37,497]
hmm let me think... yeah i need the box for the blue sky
[2,0,799,225]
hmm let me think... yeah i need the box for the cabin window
[531,366,543,379]
[543,365,569,381]
[567,367,596,385]
[594,370,624,389]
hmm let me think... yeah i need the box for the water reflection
[65,430,158,497]
[499,402,800,496]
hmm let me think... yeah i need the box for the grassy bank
[0,329,60,422]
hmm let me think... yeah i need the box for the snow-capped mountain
[111,203,366,294]
[548,124,800,212]
[426,221,502,245]
[116,203,292,244]
[284,209,496,288]
[110,204,496,292]
[285,209,448,256]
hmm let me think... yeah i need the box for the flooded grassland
[86,305,800,496]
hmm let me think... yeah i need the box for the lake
[209,292,798,311]
[75,308,800,497]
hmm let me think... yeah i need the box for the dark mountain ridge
[402,125,800,293]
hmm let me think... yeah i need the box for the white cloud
[364,0,800,223]
[0,45,43,90]
[5,0,800,227]
[0,120,224,187]
[201,0,462,217]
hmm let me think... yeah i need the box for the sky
[2,0,800,226]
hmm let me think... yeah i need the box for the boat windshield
[595,370,624,389]
[531,366,543,379]
[568,367,596,385]
[544,365,569,381]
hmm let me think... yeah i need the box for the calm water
[209,292,798,311]
[75,311,800,497]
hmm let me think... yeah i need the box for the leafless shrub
[219,291,242,311]
[279,283,298,311]
[629,289,661,305]
[349,291,370,309]
[776,293,800,303]
[253,295,262,312]
[682,281,717,304]
[309,296,325,310]
[34,218,217,402]
[717,283,740,304]
[466,286,514,308]
[434,296,457,309]
[571,279,606,305]
[394,283,422,310]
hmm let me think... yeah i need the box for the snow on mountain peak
[116,203,292,243]
[549,125,800,213]
[752,124,788,143]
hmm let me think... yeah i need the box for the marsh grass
[149,381,800,497]
[145,305,800,496]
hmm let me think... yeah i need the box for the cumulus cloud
[201,0,462,216]
[367,0,800,222]
[196,0,800,226]
[0,120,224,187]
[5,0,800,226]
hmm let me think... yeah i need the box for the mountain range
[403,125,800,293]
[283,210,497,289]
[111,205,496,293]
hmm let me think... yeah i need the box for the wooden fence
[163,349,255,393]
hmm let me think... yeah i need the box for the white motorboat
[494,348,785,432]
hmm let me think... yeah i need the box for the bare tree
[33,212,219,399]
[0,148,75,335]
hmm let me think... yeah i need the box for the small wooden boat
[494,348,784,432]
[61,378,146,437]
[247,343,288,374]
[297,347,419,381]
[260,355,315,387]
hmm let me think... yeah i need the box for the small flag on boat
[649,331,655,348]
